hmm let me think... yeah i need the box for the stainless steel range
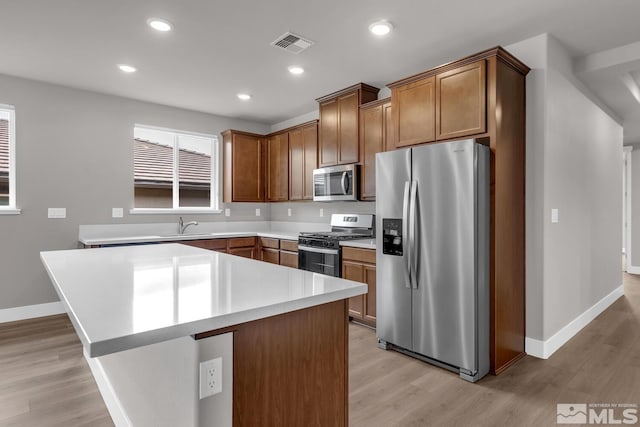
[298,214,375,277]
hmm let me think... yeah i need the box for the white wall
[507,35,623,348]
[630,148,640,266]
[0,73,270,311]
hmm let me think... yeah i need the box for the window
[133,125,219,211]
[0,105,16,211]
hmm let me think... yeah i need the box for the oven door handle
[298,245,340,255]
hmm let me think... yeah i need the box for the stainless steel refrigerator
[376,139,489,382]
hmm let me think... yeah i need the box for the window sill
[0,208,22,215]
[129,208,222,215]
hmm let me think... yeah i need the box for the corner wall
[0,73,270,311]
[506,34,623,354]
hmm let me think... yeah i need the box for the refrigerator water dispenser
[382,218,403,256]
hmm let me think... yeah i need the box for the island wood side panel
[196,300,349,427]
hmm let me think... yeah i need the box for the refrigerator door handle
[409,181,418,289]
[402,181,411,288]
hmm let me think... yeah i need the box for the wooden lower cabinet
[229,246,256,259]
[341,247,376,327]
[178,237,257,259]
[261,248,280,264]
[279,251,298,268]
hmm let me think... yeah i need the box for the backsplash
[269,201,375,223]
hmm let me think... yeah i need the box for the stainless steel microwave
[313,164,359,201]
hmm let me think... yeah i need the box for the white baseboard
[626,264,640,274]
[84,351,131,427]
[525,284,624,359]
[0,301,65,323]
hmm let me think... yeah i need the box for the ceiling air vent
[271,32,314,54]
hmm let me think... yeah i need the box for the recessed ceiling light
[147,18,172,32]
[369,20,393,36]
[288,66,305,75]
[237,93,252,101]
[118,64,137,73]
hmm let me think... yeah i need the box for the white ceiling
[2,0,640,138]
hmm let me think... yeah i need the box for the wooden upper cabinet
[267,132,289,201]
[436,60,486,140]
[319,98,339,167]
[302,122,318,200]
[289,121,318,201]
[391,76,435,147]
[289,127,304,201]
[359,99,391,201]
[337,92,359,164]
[317,83,379,167]
[222,130,265,202]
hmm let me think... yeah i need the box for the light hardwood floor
[1,273,639,426]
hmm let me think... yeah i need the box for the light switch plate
[225,208,231,217]
[287,208,292,217]
[551,208,559,223]
[255,208,260,217]
[48,208,66,219]
[112,208,123,218]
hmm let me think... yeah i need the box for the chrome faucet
[178,216,198,234]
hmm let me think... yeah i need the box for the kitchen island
[40,244,366,427]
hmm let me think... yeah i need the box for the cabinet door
[319,99,339,167]
[363,264,376,325]
[383,102,392,151]
[338,92,359,164]
[267,133,289,201]
[302,123,318,200]
[261,248,280,264]
[279,251,298,268]
[435,60,486,140]
[288,128,304,201]
[229,247,256,260]
[231,133,264,201]
[343,260,364,319]
[393,76,435,147]
[359,103,384,200]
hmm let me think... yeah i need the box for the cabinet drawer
[228,237,256,248]
[260,237,280,249]
[279,251,298,268]
[342,247,376,264]
[280,239,298,252]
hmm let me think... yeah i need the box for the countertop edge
[88,284,367,357]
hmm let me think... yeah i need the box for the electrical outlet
[551,208,559,223]
[225,208,231,217]
[287,208,292,217]
[48,208,66,219]
[112,208,123,218]
[199,357,222,399]
[319,208,324,217]
[255,208,261,217]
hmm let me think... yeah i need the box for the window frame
[0,104,19,214]
[130,124,221,214]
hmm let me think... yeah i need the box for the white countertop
[40,244,367,357]
[340,239,376,250]
[80,231,301,246]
